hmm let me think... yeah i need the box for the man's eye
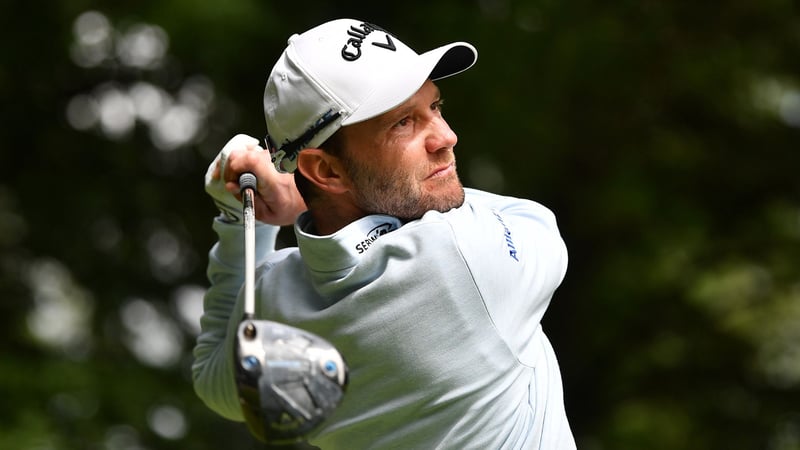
[432,99,445,111]
[395,117,410,127]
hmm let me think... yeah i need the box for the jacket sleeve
[191,217,281,421]
[458,189,568,365]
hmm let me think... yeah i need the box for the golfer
[193,18,577,449]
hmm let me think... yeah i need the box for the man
[193,18,576,449]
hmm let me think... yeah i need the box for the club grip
[239,172,257,193]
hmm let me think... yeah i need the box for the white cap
[263,18,478,173]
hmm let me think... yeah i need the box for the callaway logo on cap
[263,18,478,173]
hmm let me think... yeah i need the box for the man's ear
[296,149,350,194]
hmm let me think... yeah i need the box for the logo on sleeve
[492,210,519,262]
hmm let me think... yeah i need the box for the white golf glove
[204,134,264,223]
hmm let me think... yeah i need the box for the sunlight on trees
[172,284,205,336]
[147,404,188,440]
[69,11,114,68]
[691,262,800,388]
[751,78,800,128]
[25,259,94,360]
[120,298,184,368]
[66,10,215,151]
[144,225,192,282]
[70,10,168,70]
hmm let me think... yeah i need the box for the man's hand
[205,134,307,226]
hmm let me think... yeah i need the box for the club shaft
[242,185,256,318]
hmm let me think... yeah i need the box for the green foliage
[1,0,798,448]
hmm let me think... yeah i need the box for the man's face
[337,80,465,221]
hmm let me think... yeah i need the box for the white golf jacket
[193,188,576,449]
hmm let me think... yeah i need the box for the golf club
[234,172,348,444]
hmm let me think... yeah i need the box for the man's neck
[307,197,368,236]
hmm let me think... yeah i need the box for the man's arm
[191,134,306,420]
[191,219,281,420]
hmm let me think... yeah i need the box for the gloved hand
[205,134,264,223]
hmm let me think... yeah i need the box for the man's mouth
[428,161,455,179]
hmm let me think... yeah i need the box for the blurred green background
[2,0,799,449]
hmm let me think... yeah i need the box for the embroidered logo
[341,22,397,62]
[492,210,519,262]
[355,222,394,254]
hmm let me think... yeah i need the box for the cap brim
[428,42,478,80]
[342,42,477,126]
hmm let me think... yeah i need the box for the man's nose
[425,116,458,153]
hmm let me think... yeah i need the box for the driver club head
[234,318,348,444]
